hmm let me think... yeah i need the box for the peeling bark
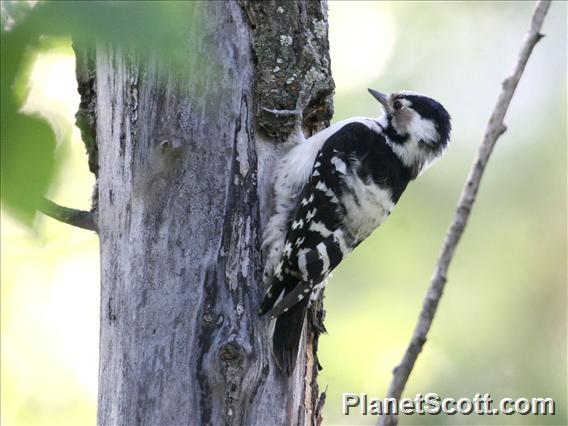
[91,2,333,425]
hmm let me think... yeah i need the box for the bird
[259,89,451,375]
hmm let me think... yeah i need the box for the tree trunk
[78,2,334,425]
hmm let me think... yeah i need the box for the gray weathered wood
[87,2,333,425]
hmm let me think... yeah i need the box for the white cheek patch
[386,111,439,173]
[408,114,438,145]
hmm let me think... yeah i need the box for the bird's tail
[272,297,309,376]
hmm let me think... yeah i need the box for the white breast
[340,172,394,241]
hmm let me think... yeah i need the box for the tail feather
[258,280,284,316]
[258,269,296,316]
[272,297,309,375]
[266,280,312,319]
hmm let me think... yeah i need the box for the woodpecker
[259,89,451,375]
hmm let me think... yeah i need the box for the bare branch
[379,2,551,425]
[38,197,98,232]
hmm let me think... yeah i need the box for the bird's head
[368,88,451,177]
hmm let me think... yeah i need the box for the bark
[82,2,334,425]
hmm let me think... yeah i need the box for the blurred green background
[1,1,566,425]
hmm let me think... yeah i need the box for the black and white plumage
[259,89,451,375]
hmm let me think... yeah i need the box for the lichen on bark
[239,0,335,140]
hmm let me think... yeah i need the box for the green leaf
[1,1,206,225]
[1,106,56,225]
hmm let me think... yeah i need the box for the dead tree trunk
[77,2,334,425]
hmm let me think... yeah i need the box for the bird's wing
[257,174,349,316]
[260,121,397,317]
[265,229,351,318]
[259,130,357,317]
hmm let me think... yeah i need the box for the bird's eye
[393,100,403,111]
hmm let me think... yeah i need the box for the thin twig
[379,2,551,425]
[262,81,314,125]
[38,197,98,232]
[261,107,300,116]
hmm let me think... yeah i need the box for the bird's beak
[367,88,389,111]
